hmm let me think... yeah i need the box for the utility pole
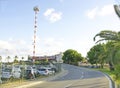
[33,6,39,63]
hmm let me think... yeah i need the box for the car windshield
[3,68,12,72]
[39,69,46,71]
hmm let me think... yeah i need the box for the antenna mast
[33,6,39,63]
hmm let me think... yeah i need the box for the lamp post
[33,6,39,63]
[0,56,2,84]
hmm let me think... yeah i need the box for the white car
[47,68,55,75]
[2,69,13,79]
[2,68,21,79]
[37,67,55,76]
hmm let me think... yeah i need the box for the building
[30,52,63,63]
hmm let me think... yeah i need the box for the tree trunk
[109,61,114,71]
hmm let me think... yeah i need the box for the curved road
[28,64,109,88]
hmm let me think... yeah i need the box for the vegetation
[62,49,84,65]
[87,43,107,68]
[87,30,120,86]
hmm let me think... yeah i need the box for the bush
[114,65,120,81]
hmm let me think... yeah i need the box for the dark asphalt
[53,64,105,81]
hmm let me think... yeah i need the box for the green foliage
[87,46,97,65]
[6,56,11,63]
[13,55,19,63]
[62,49,84,65]
[92,30,120,85]
[90,30,120,85]
[34,60,50,65]
[28,55,32,60]
[93,30,120,69]
[0,56,2,60]
[114,64,120,81]
[34,60,40,65]
[87,43,107,68]
[14,58,19,63]
[94,30,120,43]
[113,50,120,65]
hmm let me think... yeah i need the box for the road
[28,64,109,88]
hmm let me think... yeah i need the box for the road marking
[65,84,72,88]
[14,81,44,88]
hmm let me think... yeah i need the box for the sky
[0,0,120,61]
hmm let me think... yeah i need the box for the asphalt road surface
[28,64,109,88]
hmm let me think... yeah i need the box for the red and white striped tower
[33,6,39,63]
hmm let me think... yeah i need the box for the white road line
[14,81,44,88]
[64,84,72,88]
[80,72,84,79]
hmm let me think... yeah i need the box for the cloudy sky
[0,0,120,60]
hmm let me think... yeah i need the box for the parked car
[37,67,55,76]
[2,68,21,79]
[2,68,13,79]
[47,67,55,75]
[12,65,21,78]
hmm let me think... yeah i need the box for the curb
[104,73,115,88]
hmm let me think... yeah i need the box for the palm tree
[6,56,11,64]
[21,57,24,60]
[94,30,120,43]
[114,5,120,18]
[14,55,19,63]
[0,56,2,62]
[94,30,120,71]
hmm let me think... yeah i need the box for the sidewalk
[0,69,68,88]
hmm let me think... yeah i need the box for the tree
[6,56,11,64]
[62,49,83,65]
[94,30,120,43]
[87,44,107,68]
[28,55,32,62]
[0,56,2,62]
[21,56,25,79]
[111,42,120,79]
[14,55,19,63]
[114,5,120,18]
[87,46,98,65]
[93,30,120,70]
[21,57,24,60]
